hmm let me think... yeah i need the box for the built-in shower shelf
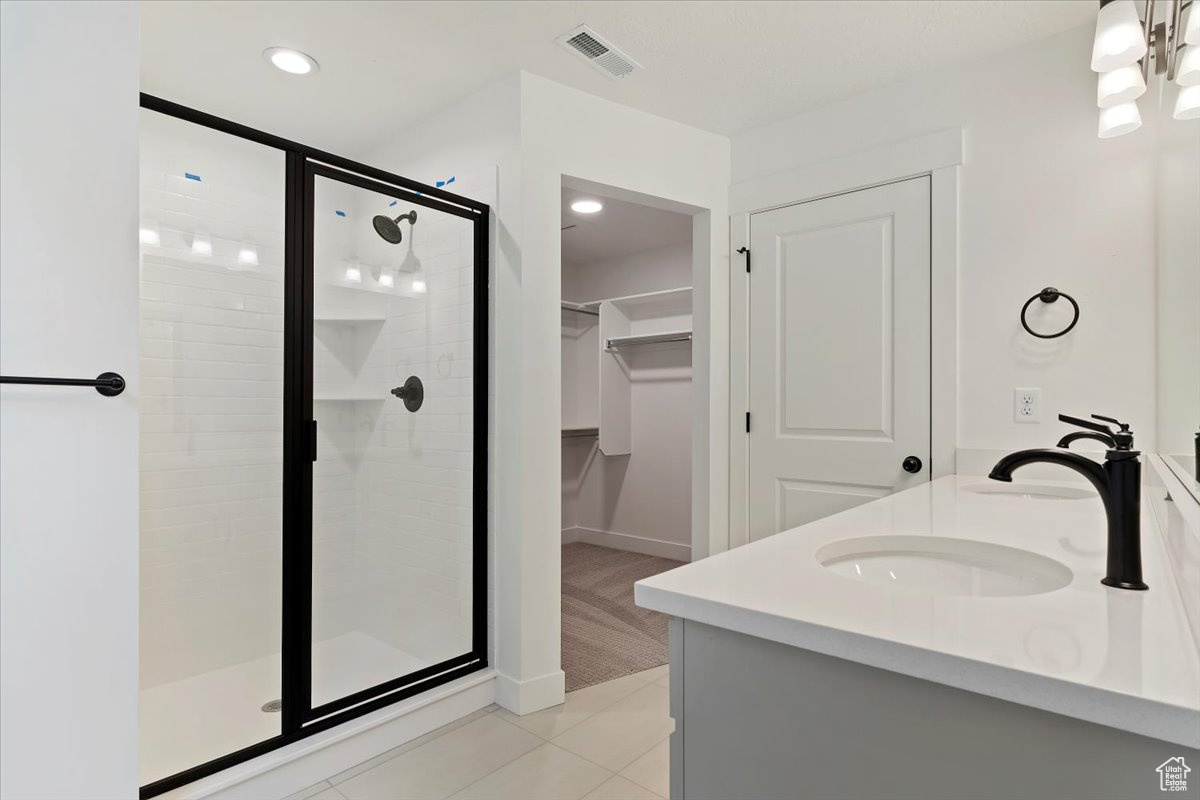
[314,391,385,402]
[314,314,386,324]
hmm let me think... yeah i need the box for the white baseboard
[165,671,495,800]
[562,526,691,562]
[494,668,565,716]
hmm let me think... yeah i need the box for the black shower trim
[138,96,490,799]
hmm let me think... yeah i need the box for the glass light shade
[191,231,213,256]
[1097,65,1146,107]
[1098,101,1142,138]
[1184,3,1199,47]
[1176,45,1200,87]
[1174,84,1200,120]
[1091,0,1147,72]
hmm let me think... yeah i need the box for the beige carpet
[561,542,685,692]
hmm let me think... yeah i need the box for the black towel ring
[1020,287,1079,339]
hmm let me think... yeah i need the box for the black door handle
[902,455,923,474]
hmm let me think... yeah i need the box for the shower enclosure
[137,97,488,796]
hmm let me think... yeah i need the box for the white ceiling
[561,188,692,266]
[141,1,1093,155]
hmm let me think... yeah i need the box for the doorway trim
[728,128,962,549]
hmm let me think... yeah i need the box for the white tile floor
[289,665,672,800]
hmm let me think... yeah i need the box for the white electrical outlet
[1014,387,1041,423]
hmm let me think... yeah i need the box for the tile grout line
[438,714,568,799]
[445,737,618,800]
[500,670,660,741]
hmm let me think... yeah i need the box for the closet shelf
[561,301,599,317]
[562,427,599,438]
[605,330,692,351]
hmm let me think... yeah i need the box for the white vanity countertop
[635,475,1200,747]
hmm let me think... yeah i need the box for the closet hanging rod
[605,331,692,351]
[0,371,126,397]
[561,302,599,317]
[562,427,599,438]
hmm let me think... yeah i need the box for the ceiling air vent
[557,25,641,79]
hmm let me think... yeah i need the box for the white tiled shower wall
[139,112,287,688]
[139,111,481,696]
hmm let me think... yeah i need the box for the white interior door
[748,176,931,541]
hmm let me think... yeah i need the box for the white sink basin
[817,535,1073,597]
[964,482,1095,500]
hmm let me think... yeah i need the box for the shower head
[372,210,417,244]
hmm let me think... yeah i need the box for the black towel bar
[0,372,126,397]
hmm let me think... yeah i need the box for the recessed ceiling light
[571,199,603,214]
[264,47,319,75]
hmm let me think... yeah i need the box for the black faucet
[1057,430,1117,449]
[989,413,1147,591]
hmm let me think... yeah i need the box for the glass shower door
[306,163,481,716]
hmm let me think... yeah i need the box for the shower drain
[261,699,283,713]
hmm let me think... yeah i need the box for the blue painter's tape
[435,180,445,188]
[389,200,398,207]
[446,176,455,184]
[184,172,202,182]
[335,210,346,217]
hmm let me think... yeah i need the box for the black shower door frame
[139,95,490,799]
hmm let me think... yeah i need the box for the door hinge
[745,411,751,433]
[310,419,318,461]
[737,246,750,273]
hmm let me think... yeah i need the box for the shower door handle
[310,420,318,461]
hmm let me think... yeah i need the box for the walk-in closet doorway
[558,178,701,692]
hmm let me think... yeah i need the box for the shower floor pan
[139,631,428,786]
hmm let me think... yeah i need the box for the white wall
[732,25,1159,452]
[0,2,141,798]
[518,72,729,712]
[563,241,693,303]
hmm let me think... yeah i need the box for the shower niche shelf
[314,314,386,325]
[314,391,385,402]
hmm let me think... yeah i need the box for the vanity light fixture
[1176,83,1200,117]
[378,273,394,288]
[139,222,160,247]
[571,199,603,214]
[237,242,259,266]
[191,230,213,257]
[1185,1,1200,44]
[263,47,319,75]
[1091,0,1197,137]
[345,265,362,283]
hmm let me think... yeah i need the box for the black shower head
[372,210,417,244]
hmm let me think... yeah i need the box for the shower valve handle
[391,375,424,412]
